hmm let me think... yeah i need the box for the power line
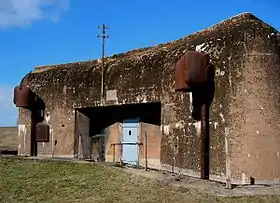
[97,24,109,105]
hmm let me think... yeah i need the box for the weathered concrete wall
[159,15,252,179]
[18,99,75,158]
[18,108,31,156]
[228,21,280,184]
[17,13,280,183]
[76,111,90,159]
[159,13,280,183]
[104,123,122,162]
[139,123,161,169]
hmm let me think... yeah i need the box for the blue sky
[0,0,279,126]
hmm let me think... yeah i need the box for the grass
[0,157,279,203]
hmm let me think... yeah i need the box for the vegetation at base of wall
[0,157,279,203]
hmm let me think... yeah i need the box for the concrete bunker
[75,102,161,168]
[15,13,280,185]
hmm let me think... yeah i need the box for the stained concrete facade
[17,13,280,185]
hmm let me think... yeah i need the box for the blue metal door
[122,119,139,165]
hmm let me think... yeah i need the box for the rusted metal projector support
[14,85,46,156]
[175,51,215,180]
[200,103,210,179]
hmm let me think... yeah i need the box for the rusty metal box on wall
[13,86,35,108]
[36,124,50,142]
[175,51,210,92]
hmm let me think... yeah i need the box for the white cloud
[0,86,18,126]
[0,0,69,29]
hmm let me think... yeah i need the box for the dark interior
[77,102,161,136]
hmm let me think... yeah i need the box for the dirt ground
[122,167,280,197]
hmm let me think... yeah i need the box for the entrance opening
[75,102,161,163]
[30,97,45,156]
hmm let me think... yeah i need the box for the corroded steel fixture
[175,51,215,180]
[13,85,35,108]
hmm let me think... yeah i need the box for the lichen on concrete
[17,13,280,184]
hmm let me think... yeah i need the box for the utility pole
[97,24,109,105]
